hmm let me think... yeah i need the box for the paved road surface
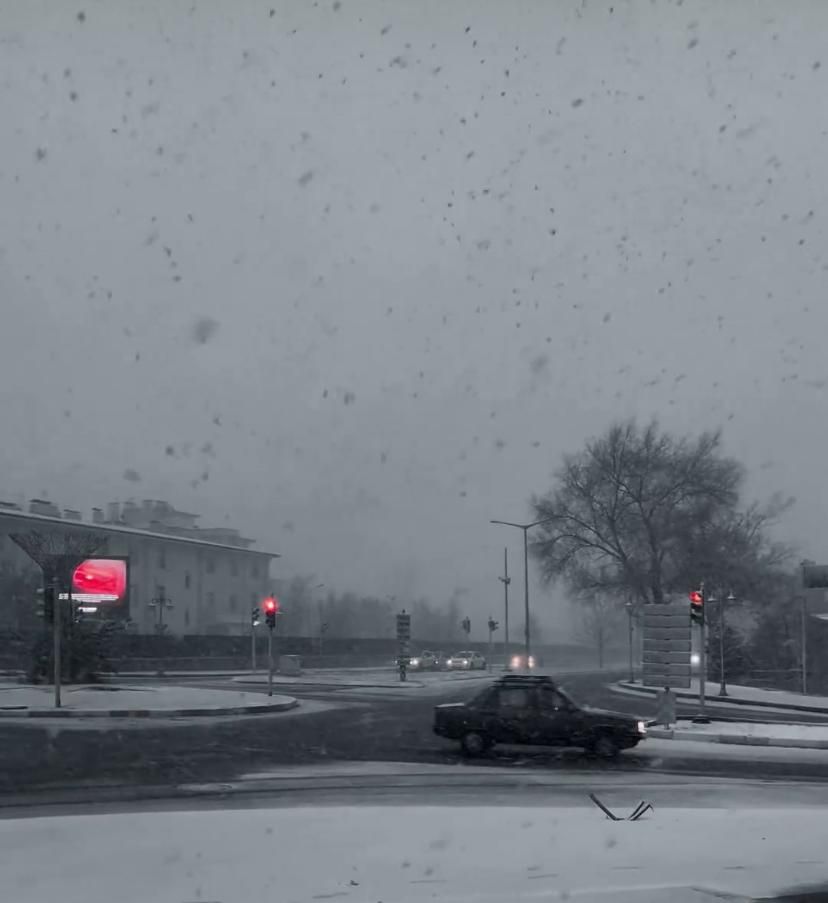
[3,669,828,806]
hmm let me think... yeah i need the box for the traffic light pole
[698,618,706,717]
[697,582,707,721]
[801,595,808,695]
[251,623,257,673]
[267,624,274,697]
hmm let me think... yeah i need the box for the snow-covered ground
[669,720,828,741]
[3,801,826,902]
[622,678,828,711]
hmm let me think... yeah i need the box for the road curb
[232,677,429,689]
[613,681,828,716]
[0,698,299,719]
[647,726,828,749]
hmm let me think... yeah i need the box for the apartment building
[0,498,278,635]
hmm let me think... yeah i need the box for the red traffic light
[262,596,279,614]
[689,590,702,605]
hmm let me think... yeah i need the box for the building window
[205,555,215,574]
[184,572,191,590]
[158,547,166,570]
[229,593,237,612]
[251,560,259,579]
[230,558,238,577]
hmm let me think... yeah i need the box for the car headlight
[637,720,647,735]
[461,659,469,665]
[690,653,700,666]
[410,659,420,666]
[528,656,535,668]
[511,656,520,667]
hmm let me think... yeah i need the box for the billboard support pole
[53,574,61,709]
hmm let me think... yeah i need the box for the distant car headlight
[410,658,420,666]
[511,656,520,668]
[637,720,647,735]
[528,656,536,668]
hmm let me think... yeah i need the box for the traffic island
[0,684,298,719]
[648,719,828,750]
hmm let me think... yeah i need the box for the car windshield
[4,4,827,901]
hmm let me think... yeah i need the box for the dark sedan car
[433,674,646,758]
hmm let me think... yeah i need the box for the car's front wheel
[591,734,620,759]
[460,731,491,757]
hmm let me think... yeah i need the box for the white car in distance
[446,650,487,671]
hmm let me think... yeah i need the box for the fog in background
[2,1,827,640]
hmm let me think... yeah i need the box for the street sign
[802,564,828,589]
[641,603,691,688]
[396,612,411,641]
[396,611,411,682]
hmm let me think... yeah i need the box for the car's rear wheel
[460,731,491,756]
[591,734,620,759]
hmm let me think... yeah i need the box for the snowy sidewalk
[649,719,828,749]
[0,684,297,719]
[616,678,828,715]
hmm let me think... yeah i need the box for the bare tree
[576,593,623,669]
[531,420,791,606]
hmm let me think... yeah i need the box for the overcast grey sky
[2,1,827,637]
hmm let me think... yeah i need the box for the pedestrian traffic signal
[461,616,471,635]
[487,617,499,633]
[689,588,704,625]
[263,595,279,629]
[35,586,55,624]
[251,607,260,627]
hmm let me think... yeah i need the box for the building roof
[0,507,279,558]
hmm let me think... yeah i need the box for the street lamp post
[624,600,635,683]
[490,518,555,665]
[708,590,736,697]
[148,590,174,634]
[148,590,174,677]
[498,547,511,669]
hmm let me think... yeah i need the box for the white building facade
[0,498,277,636]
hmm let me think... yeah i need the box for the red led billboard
[59,557,129,619]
